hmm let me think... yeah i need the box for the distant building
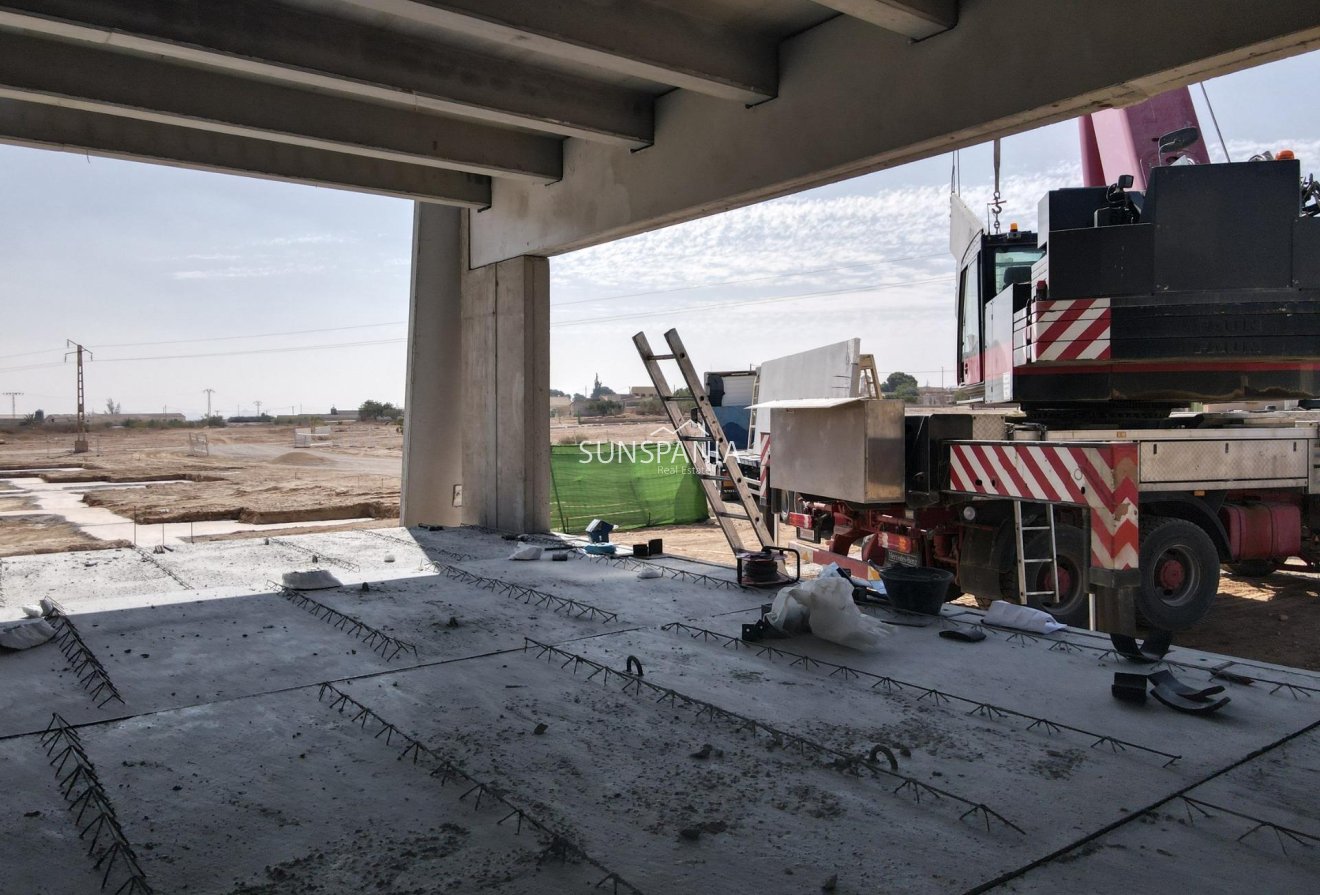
[915,386,955,407]
[628,386,658,398]
[550,395,572,417]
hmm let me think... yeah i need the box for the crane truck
[764,89,1320,634]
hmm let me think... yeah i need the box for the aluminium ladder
[1012,501,1061,607]
[633,329,774,555]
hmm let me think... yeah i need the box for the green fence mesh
[549,442,709,532]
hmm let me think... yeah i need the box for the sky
[2,50,1318,418]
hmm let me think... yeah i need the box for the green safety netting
[549,442,709,532]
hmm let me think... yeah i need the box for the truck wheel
[1227,558,1279,578]
[1137,518,1220,631]
[997,526,1089,627]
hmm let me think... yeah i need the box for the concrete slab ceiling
[2,527,1319,893]
[0,0,1316,249]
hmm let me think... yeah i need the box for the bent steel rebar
[431,563,619,623]
[269,537,361,571]
[275,585,416,660]
[1176,796,1320,855]
[40,714,153,895]
[569,548,748,591]
[659,621,1181,767]
[131,546,192,588]
[942,609,1320,700]
[47,608,125,709]
[314,683,643,894]
[521,637,1024,836]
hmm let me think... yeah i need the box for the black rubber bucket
[879,566,955,615]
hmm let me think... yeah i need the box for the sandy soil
[0,514,131,557]
[3,420,1318,670]
[0,423,401,547]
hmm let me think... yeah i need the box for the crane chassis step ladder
[1012,501,1065,617]
[633,328,775,558]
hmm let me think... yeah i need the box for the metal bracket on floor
[131,546,192,588]
[314,683,643,893]
[269,537,360,571]
[275,586,416,660]
[522,637,1024,836]
[660,621,1181,767]
[47,607,124,709]
[431,564,619,623]
[40,714,153,895]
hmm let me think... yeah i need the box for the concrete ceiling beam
[342,0,778,102]
[0,31,561,183]
[0,0,652,146]
[0,100,491,207]
[470,0,1320,266]
[811,0,956,39]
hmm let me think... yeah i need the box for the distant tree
[589,374,616,400]
[330,405,338,416]
[635,397,664,415]
[358,399,384,421]
[204,415,227,428]
[548,388,567,398]
[585,398,622,417]
[105,398,121,415]
[880,371,920,403]
[33,409,44,423]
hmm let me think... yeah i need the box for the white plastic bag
[983,600,1066,634]
[508,545,543,561]
[768,576,894,651]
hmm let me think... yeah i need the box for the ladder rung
[1022,558,1055,564]
[1020,525,1053,532]
[677,434,710,441]
[715,510,753,521]
[648,353,676,360]
[1023,590,1060,597]
[694,473,725,481]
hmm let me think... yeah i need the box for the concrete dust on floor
[2,526,1320,894]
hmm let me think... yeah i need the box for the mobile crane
[768,88,1320,634]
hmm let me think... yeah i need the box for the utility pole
[254,400,263,418]
[65,340,92,453]
[2,391,21,420]
[202,388,215,419]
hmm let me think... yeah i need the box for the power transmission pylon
[202,388,215,420]
[2,391,21,420]
[65,340,92,453]
[254,400,263,418]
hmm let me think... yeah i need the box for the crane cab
[952,159,1320,423]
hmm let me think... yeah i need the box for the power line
[94,320,407,349]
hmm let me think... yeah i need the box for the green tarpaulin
[549,442,709,532]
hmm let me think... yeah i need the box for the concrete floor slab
[1,527,1318,894]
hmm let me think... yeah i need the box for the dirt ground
[3,419,1318,671]
[0,422,401,543]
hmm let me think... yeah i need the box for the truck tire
[997,526,1089,627]
[1227,558,1279,578]
[1137,518,1220,631]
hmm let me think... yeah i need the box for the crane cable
[990,138,1004,233]
[1197,82,1232,163]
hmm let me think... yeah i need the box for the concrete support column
[460,237,550,533]
[401,202,551,533]
[401,203,464,527]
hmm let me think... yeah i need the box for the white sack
[983,600,1067,634]
[769,576,894,651]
